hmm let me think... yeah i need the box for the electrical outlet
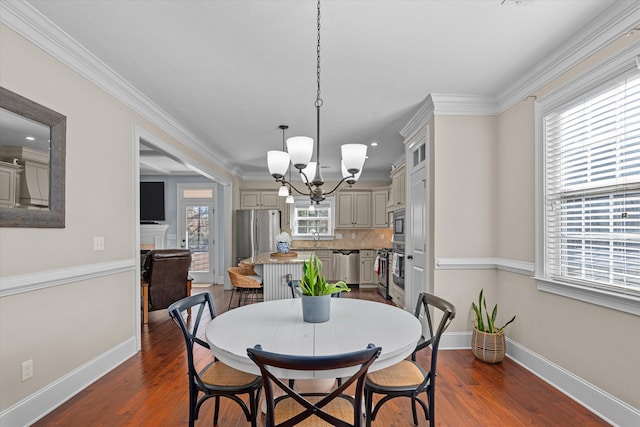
[22,359,33,381]
[93,236,105,251]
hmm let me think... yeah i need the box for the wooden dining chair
[247,343,381,427]
[168,292,263,427]
[364,292,455,427]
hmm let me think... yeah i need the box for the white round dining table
[205,298,422,380]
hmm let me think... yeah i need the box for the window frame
[535,49,640,316]
[290,196,335,239]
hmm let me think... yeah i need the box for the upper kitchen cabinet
[387,162,406,211]
[336,190,371,228]
[240,190,280,210]
[371,187,389,228]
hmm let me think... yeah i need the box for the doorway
[177,183,217,284]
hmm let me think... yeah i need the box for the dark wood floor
[33,285,609,426]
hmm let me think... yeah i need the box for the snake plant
[299,253,351,296]
[471,289,516,333]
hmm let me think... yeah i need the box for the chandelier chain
[315,0,323,108]
[268,0,364,204]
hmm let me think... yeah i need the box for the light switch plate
[22,359,33,381]
[93,236,105,251]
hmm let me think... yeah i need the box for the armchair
[141,249,192,323]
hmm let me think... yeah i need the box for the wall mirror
[0,86,66,227]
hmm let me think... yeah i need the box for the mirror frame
[0,87,66,228]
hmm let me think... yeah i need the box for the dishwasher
[332,250,360,285]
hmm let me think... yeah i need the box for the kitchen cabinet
[359,250,376,287]
[0,161,21,208]
[315,250,333,282]
[240,190,291,229]
[336,191,371,228]
[296,250,334,282]
[240,191,280,209]
[0,146,49,208]
[387,162,406,211]
[371,187,389,228]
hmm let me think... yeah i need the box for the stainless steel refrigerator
[235,209,281,264]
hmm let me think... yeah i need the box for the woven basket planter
[471,327,505,363]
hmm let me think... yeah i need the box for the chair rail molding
[0,258,135,297]
[435,257,535,276]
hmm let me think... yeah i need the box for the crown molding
[496,1,640,113]
[399,1,640,131]
[400,93,497,140]
[399,96,433,139]
[4,0,638,169]
[0,1,234,176]
[430,93,499,116]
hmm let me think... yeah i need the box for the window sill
[534,277,640,316]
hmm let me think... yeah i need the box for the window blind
[544,69,640,292]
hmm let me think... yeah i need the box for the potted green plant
[471,289,516,363]
[299,253,350,323]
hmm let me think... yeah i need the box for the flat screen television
[140,182,165,222]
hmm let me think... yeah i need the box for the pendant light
[266,0,367,204]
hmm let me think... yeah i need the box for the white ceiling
[23,0,638,180]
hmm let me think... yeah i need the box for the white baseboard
[0,337,137,427]
[439,332,640,427]
[2,332,637,426]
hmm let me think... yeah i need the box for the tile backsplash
[291,228,392,250]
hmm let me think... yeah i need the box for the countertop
[240,247,390,266]
[241,252,312,265]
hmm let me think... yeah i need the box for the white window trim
[535,48,640,316]
[290,196,335,239]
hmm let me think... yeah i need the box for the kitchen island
[240,252,312,301]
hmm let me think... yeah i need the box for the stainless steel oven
[376,249,392,300]
[391,244,405,290]
[390,242,405,307]
[392,209,405,243]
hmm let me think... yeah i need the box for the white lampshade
[278,184,290,197]
[300,162,317,184]
[287,136,314,169]
[267,150,290,179]
[309,203,315,212]
[341,160,362,183]
[285,194,294,204]
[341,144,367,174]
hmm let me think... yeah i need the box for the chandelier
[267,0,367,204]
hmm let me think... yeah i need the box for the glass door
[178,184,216,284]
